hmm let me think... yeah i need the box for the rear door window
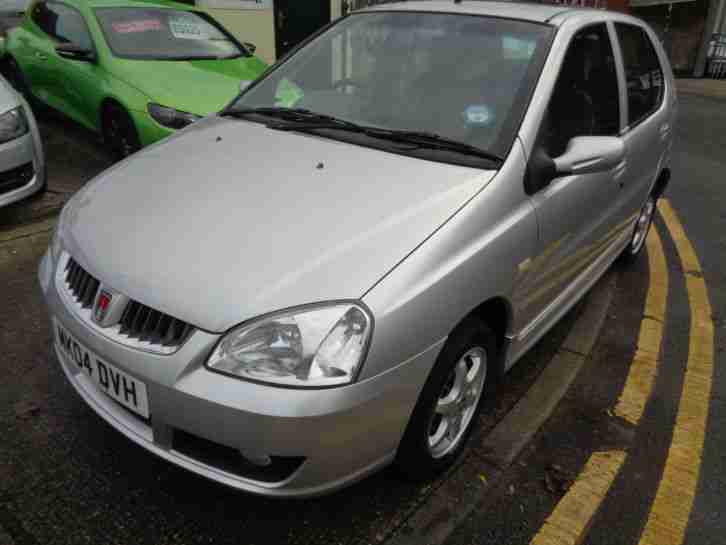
[615,23,664,127]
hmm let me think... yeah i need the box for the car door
[15,1,59,102]
[39,1,99,129]
[611,22,671,231]
[519,23,624,334]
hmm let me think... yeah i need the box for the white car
[0,73,45,208]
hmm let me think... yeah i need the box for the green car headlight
[0,107,29,144]
[148,103,201,130]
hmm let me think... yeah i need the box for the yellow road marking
[615,226,668,424]
[530,451,626,545]
[529,221,669,545]
[639,200,715,545]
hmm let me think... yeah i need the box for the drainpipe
[694,0,726,77]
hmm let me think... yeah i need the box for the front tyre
[620,194,656,264]
[395,317,496,481]
[102,103,141,160]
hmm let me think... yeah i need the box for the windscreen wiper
[225,108,503,164]
[362,129,504,164]
[223,107,362,130]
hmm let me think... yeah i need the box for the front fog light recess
[207,303,372,387]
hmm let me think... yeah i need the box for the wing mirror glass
[553,136,625,176]
[56,43,94,62]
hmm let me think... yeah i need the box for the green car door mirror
[56,43,95,62]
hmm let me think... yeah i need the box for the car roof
[361,1,619,25]
[49,0,197,10]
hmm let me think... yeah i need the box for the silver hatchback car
[39,2,675,497]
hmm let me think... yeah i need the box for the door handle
[35,52,48,61]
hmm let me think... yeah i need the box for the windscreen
[95,8,244,61]
[230,12,553,157]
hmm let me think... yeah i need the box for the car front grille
[119,301,194,347]
[63,257,194,351]
[0,162,34,195]
[65,258,101,309]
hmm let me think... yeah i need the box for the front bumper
[39,251,441,497]
[0,128,46,208]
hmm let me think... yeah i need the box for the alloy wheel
[630,196,656,255]
[427,346,487,459]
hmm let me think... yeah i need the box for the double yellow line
[530,200,714,545]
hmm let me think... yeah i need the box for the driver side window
[33,1,93,51]
[542,23,620,158]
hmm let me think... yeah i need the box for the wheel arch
[452,296,513,378]
[98,96,127,128]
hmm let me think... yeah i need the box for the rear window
[95,7,245,61]
[615,23,665,127]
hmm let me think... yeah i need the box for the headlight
[0,107,29,144]
[207,303,373,388]
[147,103,201,129]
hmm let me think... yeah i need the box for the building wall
[633,0,710,75]
[201,1,343,64]
[201,6,276,64]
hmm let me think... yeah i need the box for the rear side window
[615,23,664,127]
[31,1,93,50]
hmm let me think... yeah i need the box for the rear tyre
[395,317,496,482]
[619,193,656,264]
[102,103,141,160]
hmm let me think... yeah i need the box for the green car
[2,0,268,157]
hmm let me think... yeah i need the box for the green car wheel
[102,103,140,160]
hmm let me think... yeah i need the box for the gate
[706,34,726,79]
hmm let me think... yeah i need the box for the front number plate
[55,321,150,418]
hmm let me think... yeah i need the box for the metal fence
[706,34,726,79]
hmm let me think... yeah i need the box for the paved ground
[677,79,726,101]
[0,95,723,545]
[0,108,112,229]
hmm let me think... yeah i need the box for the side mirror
[553,136,625,176]
[56,43,94,62]
[243,42,257,54]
